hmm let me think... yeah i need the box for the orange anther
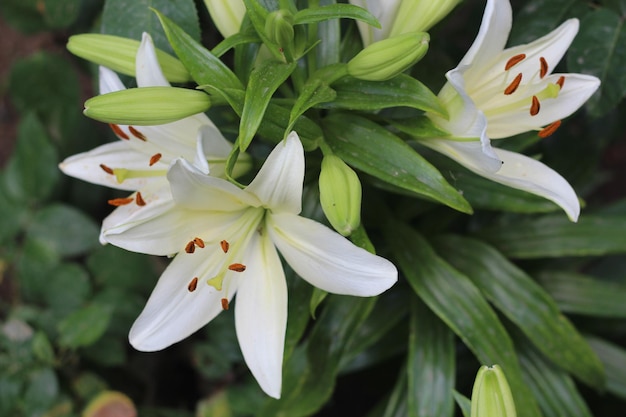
[185,241,196,254]
[100,164,114,175]
[221,298,229,310]
[220,240,229,253]
[505,53,526,71]
[556,76,565,89]
[149,153,162,166]
[193,237,205,248]
[109,124,129,140]
[538,120,561,138]
[504,73,523,95]
[128,126,147,141]
[530,96,540,116]
[188,277,198,292]
[135,192,146,206]
[228,263,246,272]
[108,197,134,206]
[539,57,548,78]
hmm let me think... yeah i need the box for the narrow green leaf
[453,391,471,417]
[323,114,471,213]
[211,32,262,58]
[586,336,626,400]
[477,215,626,258]
[321,75,447,116]
[517,334,593,417]
[567,7,626,117]
[153,9,243,89]
[293,4,380,27]
[538,270,626,317]
[57,303,113,348]
[309,288,328,319]
[386,225,541,417]
[407,298,455,417]
[288,78,336,131]
[102,0,200,52]
[435,235,605,388]
[239,60,297,151]
[242,0,283,60]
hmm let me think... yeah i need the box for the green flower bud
[347,32,429,81]
[390,0,462,36]
[84,87,211,125]
[265,10,296,61]
[204,0,246,38]
[319,155,362,236]
[471,365,517,417]
[66,34,191,83]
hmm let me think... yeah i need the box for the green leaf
[242,0,284,60]
[2,113,59,204]
[509,0,590,44]
[477,214,626,258]
[27,204,99,257]
[293,3,380,27]
[453,391,471,417]
[42,0,80,29]
[386,224,541,417]
[309,288,327,319]
[0,175,26,243]
[57,303,113,348]
[87,245,156,292]
[517,335,593,417]
[322,75,447,116]
[239,60,297,151]
[407,298,455,417]
[435,235,605,388]
[17,238,61,303]
[323,114,471,213]
[31,332,55,364]
[23,368,58,415]
[370,369,408,417]
[153,8,243,90]
[284,266,313,360]
[0,0,46,33]
[102,0,200,52]
[586,336,626,400]
[288,78,336,132]
[45,263,92,317]
[212,32,263,58]
[537,270,626,317]
[567,7,626,117]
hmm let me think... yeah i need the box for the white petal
[167,158,259,211]
[234,230,287,399]
[99,66,125,94]
[59,142,166,191]
[136,32,170,87]
[129,249,240,351]
[246,132,304,213]
[459,0,512,73]
[420,137,503,173]
[267,213,397,296]
[486,73,600,138]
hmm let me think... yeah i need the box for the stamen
[505,54,526,71]
[135,192,146,206]
[556,76,565,89]
[504,73,523,95]
[220,240,229,253]
[228,263,246,272]
[193,237,205,248]
[539,57,548,78]
[538,120,561,138]
[530,96,540,116]
[185,241,196,254]
[128,126,147,141]
[188,277,198,292]
[100,164,114,175]
[221,298,229,310]
[108,197,134,206]
[149,153,162,166]
[109,124,129,140]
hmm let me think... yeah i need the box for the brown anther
[228,263,246,272]
[538,120,562,138]
[100,164,114,175]
[185,241,196,254]
[193,237,205,248]
[539,57,548,78]
[556,76,565,89]
[188,277,198,292]
[128,126,147,141]
[505,53,526,71]
[530,96,540,116]
[108,197,134,206]
[221,298,229,310]
[220,240,230,253]
[109,123,130,140]
[504,73,523,95]
[149,153,162,166]
[135,192,146,206]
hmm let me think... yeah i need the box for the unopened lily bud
[347,32,429,81]
[84,87,211,125]
[204,0,246,38]
[319,155,362,236]
[390,0,462,36]
[67,34,190,83]
[471,365,517,417]
[265,10,296,60]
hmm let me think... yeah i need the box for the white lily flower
[122,132,397,398]
[59,33,249,241]
[424,0,600,221]
[203,0,246,38]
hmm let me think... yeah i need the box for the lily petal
[420,137,503,173]
[99,66,125,95]
[129,249,240,351]
[136,33,169,87]
[267,212,397,296]
[168,159,259,211]
[246,132,304,214]
[235,231,287,399]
